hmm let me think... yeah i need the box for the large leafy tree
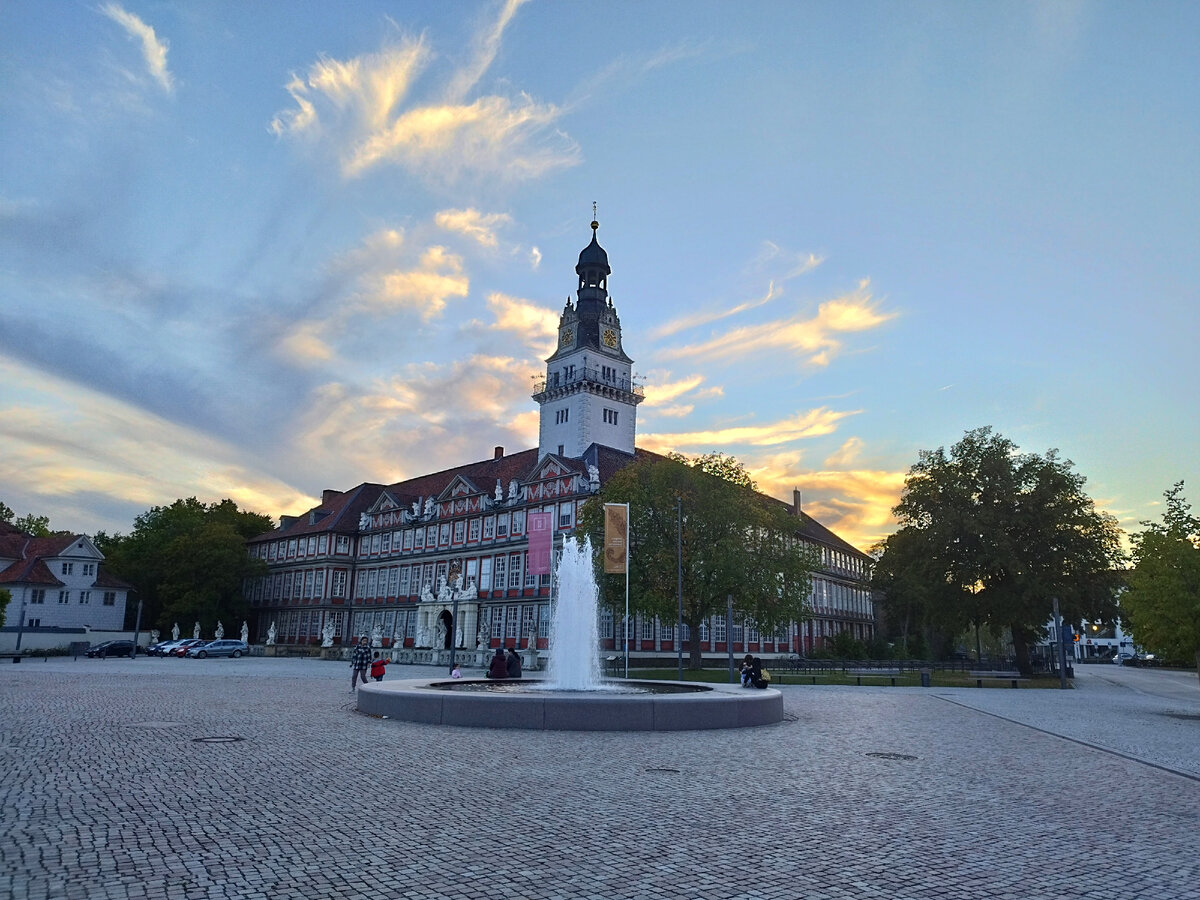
[101,498,272,634]
[0,588,10,628]
[883,427,1123,675]
[577,452,818,669]
[1122,483,1200,676]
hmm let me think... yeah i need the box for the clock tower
[533,217,643,459]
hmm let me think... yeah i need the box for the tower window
[555,409,569,425]
[603,408,618,426]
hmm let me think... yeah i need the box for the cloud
[367,246,469,320]
[435,208,513,248]
[0,357,312,533]
[270,6,578,182]
[638,407,860,452]
[824,437,864,468]
[662,279,895,367]
[749,453,907,552]
[529,246,542,269]
[100,3,174,94]
[651,281,781,340]
[486,292,558,345]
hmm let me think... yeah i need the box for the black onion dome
[576,221,610,275]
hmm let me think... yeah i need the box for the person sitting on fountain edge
[506,646,523,679]
[749,657,770,689]
[487,647,507,679]
[740,654,754,687]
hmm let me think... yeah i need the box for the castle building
[246,220,874,658]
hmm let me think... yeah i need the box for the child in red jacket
[370,653,388,682]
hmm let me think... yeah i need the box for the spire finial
[591,201,598,232]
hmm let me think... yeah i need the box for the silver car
[186,639,248,659]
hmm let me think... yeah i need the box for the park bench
[971,670,1027,688]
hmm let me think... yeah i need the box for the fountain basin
[357,678,783,731]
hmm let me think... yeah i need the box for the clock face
[561,329,574,346]
[602,328,618,348]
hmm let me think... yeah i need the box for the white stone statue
[390,624,401,649]
[588,464,601,490]
[420,582,435,604]
[320,620,334,647]
[149,629,160,647]
[370,623,383,648]
[172,623,180,641]
[507,479,520,502]
[193,622,201,640]
[416,623,429,648]
[411,499,421,517]
[434,618,447,649]
[451,573,463,592]
[494,480,504,502]
[528,628,538,650]
[215,621,224,640]
[437,578,451,604]
[359,512,371,530]
[465,576,477,595]
[477,629,488,651]
[240,621,249,644]
[266,622,277,645]
[423,496,435,518]
[455,626,463,648]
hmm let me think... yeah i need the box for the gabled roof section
[438,474,483,501]
[528,453,587,483]
[365,490,405,516]
[0,557,64,587]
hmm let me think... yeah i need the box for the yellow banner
[604,503,628,573]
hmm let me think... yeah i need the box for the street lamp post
[448,594,460,675]
[676,496,683,681]
[130,594,143,659]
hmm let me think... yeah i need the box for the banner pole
[624,502,630,679]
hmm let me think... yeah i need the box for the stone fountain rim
[356,677,784,731]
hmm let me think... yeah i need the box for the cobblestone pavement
[1,657,1197,900]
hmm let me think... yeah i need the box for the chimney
[792,489,803,517]
[494,446,504,459]
[321,489,340,505]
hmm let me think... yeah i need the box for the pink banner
[527,511,553,575]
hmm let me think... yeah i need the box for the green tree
[1122,483,1200,676]
[11,513,52,537]
[101,498,272,633]
[885,427,1123,676]
[0,588,10,627]
[0,500,13,523]
[577,452,818,669]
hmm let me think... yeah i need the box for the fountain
[356,536,782,730]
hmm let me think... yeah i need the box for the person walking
[350,636,372,691]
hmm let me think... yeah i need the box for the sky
[1,0,1197,554]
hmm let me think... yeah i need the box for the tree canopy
[875,428,1123,674]
[1122,483,1200,672]
[577,452,818,668]
[0,500,54,537]
[100,498,272,634]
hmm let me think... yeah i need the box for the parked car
[186,639,248,659]
[86,640,139,658]
[169,639,209,657]
[148,639,184,656]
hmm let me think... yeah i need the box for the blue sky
[1,0,1196,552]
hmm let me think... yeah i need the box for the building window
[483,516,495,540]
[414,528,425,549]
[370,534,381,555]
[599,607,613,639]
[399,566,411,595]
[439,523,451,546]
[511,510,525,536]
[318,535,328,554]
[31,589,45,605]
[288,539,298,557]
[402,529,414,551]
[58,591,70,604]
[640,617,655,641]
[304,571,315,597]
[508,553,522,589]
[555,408,569,425]
[522,605,536,641]
[524,555,537,589]
[558,502,574,529]
[505,606,519,638]
[491,608,502,639]
[493,555,506,589]
[496,514,509,539]
[468,518,480,541]
[332,571,346,597]
[453,520,465,543]
[307,537,317,555]
[380,532,391,553]
[426,526,438,547]
[61,562,74,575]
[79,591,91,604]
[336,535,349,554]
[480,558,493,591]
[659,621,674,641]
[713,616,726,642]
[83,563,95,576]
[603,408,618,425]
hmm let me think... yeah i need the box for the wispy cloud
[485,292,558,345]
[270,5,578,182]
[435,208,513,248]
[662,279,895,367]
[650,281,781,340]
[638,406,859,452]
[100,3,174,94]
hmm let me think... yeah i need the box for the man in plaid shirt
[350,636,372,691]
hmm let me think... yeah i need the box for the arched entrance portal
[438,610,453,649]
